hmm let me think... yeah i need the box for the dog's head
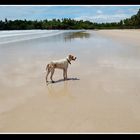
[68,54,77,61]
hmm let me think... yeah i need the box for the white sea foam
[0,30,66,45]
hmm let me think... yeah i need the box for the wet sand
[0,30,140,133]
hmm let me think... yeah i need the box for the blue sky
[0,6,139,23]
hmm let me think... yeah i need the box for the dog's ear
[68,54,72,59]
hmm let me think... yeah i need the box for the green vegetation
[0,9,140,30]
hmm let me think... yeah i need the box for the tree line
[0,9,140,30]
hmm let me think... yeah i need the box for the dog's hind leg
[46,71,50,83]
[50,69,55,83]
[46,64,50,83]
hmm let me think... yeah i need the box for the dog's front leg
[65,69,68,80]
[63,69,66,80]
[63,69,67,80]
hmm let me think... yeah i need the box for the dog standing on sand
[46,54,77,83]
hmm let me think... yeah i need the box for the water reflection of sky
[45,31,91,43]
[64,31,91,42]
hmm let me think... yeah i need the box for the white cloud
[74,14,132,23]
[128,8,139,14]
[96,10,103,14]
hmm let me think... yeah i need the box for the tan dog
[46,54,77,83]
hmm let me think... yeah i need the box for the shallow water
[0,30,140,133]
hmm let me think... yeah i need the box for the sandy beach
[0,29,140,133]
